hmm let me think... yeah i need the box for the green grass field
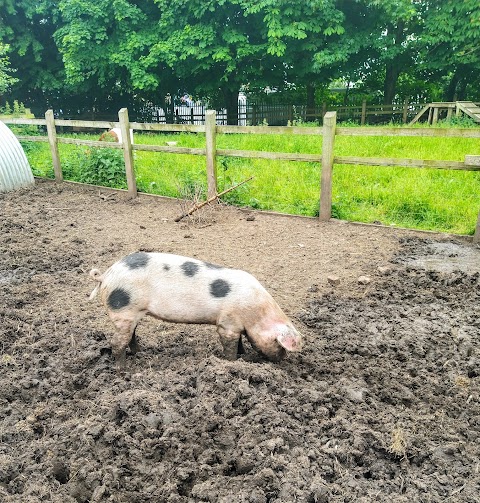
[19,125,480,235]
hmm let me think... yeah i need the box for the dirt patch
[1,179,479,502]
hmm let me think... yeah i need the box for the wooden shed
[0,120,34,193]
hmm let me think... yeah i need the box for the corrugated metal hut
[0,121,35,193]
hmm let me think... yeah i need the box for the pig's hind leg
[109,313,143,370]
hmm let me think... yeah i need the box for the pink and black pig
[89,252,302,369]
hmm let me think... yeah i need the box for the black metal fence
[57,100,452,126]
[144,100,426,126]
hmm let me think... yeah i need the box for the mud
[1,179,479,502]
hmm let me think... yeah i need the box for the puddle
[404,242,480,274]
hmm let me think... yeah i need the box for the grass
[18,124,480,235]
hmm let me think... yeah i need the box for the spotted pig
[89,252,303,369]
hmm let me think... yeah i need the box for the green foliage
[1,99,28,116]
[3,0,480,116]
[19,139,43,157]
[177,171,207,199]
[6,113,41,148]
[218,157,251,205]
[422,0,480,68]
[418,0,480,100]
[436,117,479,128]
[0,42,18,94]
[51,0,348,123]
[77,148,127,188]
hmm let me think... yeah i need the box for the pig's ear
[277,328,302,352]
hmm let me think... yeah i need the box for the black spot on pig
[181,261,199,277]
[210,279,231,298]
[122,252,150,269]
[204,261,223,270]
[163,264,170,271]
[108,288,130,310]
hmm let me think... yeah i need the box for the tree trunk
[383,62,400,105]
[383,23,405,106]
[163,93,175,124]
[222,88,239,125]
[445,71,460,102]
[456,78,468,101]
[306,83,315,122]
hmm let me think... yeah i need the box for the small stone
[145,412,162,430]
[345,387,366,403]
[378,266,392,275]
[246,215,255,221]
[358,275,371,285]
[327,275,340,286]
[308,284,319,293]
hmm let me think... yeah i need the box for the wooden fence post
[474,209,480,244]
[455,102,461,117]
[403,98,409,123]
[118,108,137,198]
[205,110,217,199]
[319,111,337,221]
[361,100,367,125]
[45,109,62,182]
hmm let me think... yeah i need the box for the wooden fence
[3,108,480,241]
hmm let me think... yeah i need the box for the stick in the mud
[174,176,254,222]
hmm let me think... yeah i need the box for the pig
[98,127,134,144]
[89,252,302,369]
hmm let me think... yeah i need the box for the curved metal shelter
[0,120,34,193]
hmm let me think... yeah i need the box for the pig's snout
[246,323,302,362]
[277,325,303,352]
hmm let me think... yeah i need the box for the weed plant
[19,124,480,235]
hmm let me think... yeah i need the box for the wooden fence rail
[3,108,480,240]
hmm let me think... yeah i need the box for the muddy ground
[1,179,479,502]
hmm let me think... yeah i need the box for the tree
[258,0,345,117]
[3,0,479,118]
[421,0,480,100]
[55,0,346,123]
[332,0,424,105]
[0,43,18,98]
[0,0,67,112]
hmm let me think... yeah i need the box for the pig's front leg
[129,329,140,355]
[216,318,243,360]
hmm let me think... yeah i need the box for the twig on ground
[174,176,254,222]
